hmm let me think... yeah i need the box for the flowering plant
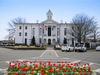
[7,60,93,75]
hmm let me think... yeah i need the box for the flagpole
[42,24,43,47]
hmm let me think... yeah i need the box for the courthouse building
[15,10,75,45]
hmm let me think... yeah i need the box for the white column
[46,26,48,36]
[51,26,52,36]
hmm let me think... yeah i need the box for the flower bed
[6,60,95,75]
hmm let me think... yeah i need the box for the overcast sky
[0,0,100,40]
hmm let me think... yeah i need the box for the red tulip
[17,61,18,63]
[81,65,83,68]
[40,62,42,64]
[59,68,61,70]
[53,64,56,66]
[67,63,69,66]
[64,69,67,72]
[65,61,67,63]
[87,63,89,66]
[42,69,44,71]
[12,65,15,67]
[73,69,75,72]
[25,70,27,72]
[62,64,65,66]
[84,73,86,75]
[49,70,52,72]
[68,61,70,63]
[44,65,46,67]
[33,64,35,65]
[61,61,63,63]
[10,68,12,70]
[55,70,57,73]
[9,62,11,65]
[89,67,91,70]
[12,61,15,63]
[56,67,58,69]
[84,64,86,67]
[70,63,73,65]
[18,66,20,69]
[42,73,44,75]
[59,64,61,66]
[50,64,52,66]
[32,68,35,71]
[49,67,53,70]
[57,61,60,63]
[79,62,80,64]
[80,68,83,70]
[48,62,51,65]
[21,68,25,71]
[30,62,32,64]
[30,66,32,68]
[41,66,44,69]
[36,64,38,67]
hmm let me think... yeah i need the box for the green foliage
[63,38,67,44]
[31,36,36,45]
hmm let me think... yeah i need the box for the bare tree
[89,27,100,42]
[69,14,97,44]
[6,17,26,40]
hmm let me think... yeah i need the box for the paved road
[0,47,100,75]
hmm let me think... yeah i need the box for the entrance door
[25,38,27,45]
[48,39,51,45]
[48,27,51,36]
[72,38,74,46]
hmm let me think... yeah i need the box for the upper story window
[25,32,27,36]
[25,26,27,30]
[19,26,22,29]
[64,28,66,35]
[72,26,74,30]
[33,28,35,36]
[19,32,21,36]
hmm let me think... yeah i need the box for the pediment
[41,19,58,24]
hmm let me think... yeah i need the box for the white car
[96,46,100,51]
[61,44,74,52]
[56,45,60,48]
[75,44,87,52]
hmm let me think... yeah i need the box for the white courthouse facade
[15,10,75,46]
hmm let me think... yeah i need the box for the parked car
[61,44,74,52]
[96,46,100,51]
[75,44,87,52]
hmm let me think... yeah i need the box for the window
[72,26,74,30]
[33,28,35,36]
[40,38,41,44]
[19,26,22,29]
[25,26,27,30]
[64,28,66,35]
[19,32,21,36]
[25,32,27,36]
[72,33,74,36]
